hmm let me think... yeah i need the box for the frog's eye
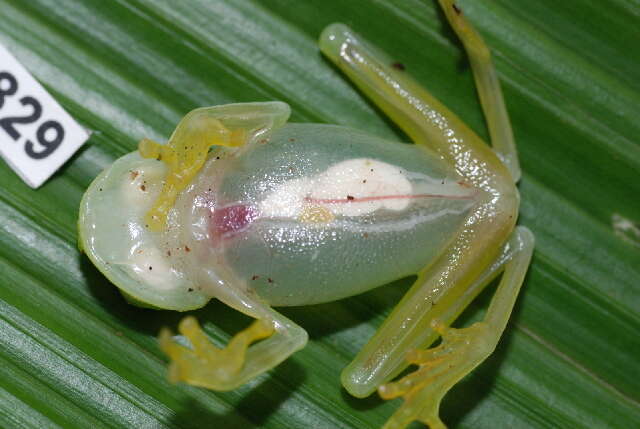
[78,152,209,311]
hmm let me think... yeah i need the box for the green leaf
[1,0,638,428]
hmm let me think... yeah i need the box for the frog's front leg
[378,227,534,429]
[147,101,306,389]
[140,101,290,230]
[159,285,308,391]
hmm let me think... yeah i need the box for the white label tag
[0,44,89,188]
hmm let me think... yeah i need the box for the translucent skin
[184,124,478,306]
[78,1,535,428]
[79,124,477,307]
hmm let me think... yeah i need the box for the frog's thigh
[159,284,307,391]
[341,224,528,398]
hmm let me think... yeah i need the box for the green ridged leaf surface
[0,1,638,428]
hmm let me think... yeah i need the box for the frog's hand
[140,102,291,231]
[378,227,534,429]
[159,292,307,390]
[159,316,272,389]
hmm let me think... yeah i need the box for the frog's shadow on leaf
[78,248,406,344]
[78,255,185,334]
[163,357,306,429]
[440,276,525,427]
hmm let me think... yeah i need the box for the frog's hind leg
[438,0,520,181]
[159,281,307,391]
[378,227,533,429]
[320,4,528,427]
[320,5,520,399]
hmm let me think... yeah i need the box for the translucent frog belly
[186,124,478,306]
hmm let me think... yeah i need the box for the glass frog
[78,1,534,428]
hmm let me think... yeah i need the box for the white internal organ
[259,176,313,218]
[120,162,165,213]
[313,158,413,216]
[116,161,180,291]
[260,158,416,218]
[128,246,179,291]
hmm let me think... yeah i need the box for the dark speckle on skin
[392,62,405,71]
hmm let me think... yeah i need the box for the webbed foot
[159,316,274,390]
[378,319,494,429]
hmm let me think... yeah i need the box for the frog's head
[78,151,211,311]
[79,102,292,311]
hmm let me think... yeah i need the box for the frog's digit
[160,310,308,391]
[140,102,291,231]
[159,316,274,390]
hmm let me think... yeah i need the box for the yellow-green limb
[438,0,521,182]
[159,275,308,391]
[159,316,274,390]
[139,102,291,231]
[319,13,518,400]
[378,227,534,429]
